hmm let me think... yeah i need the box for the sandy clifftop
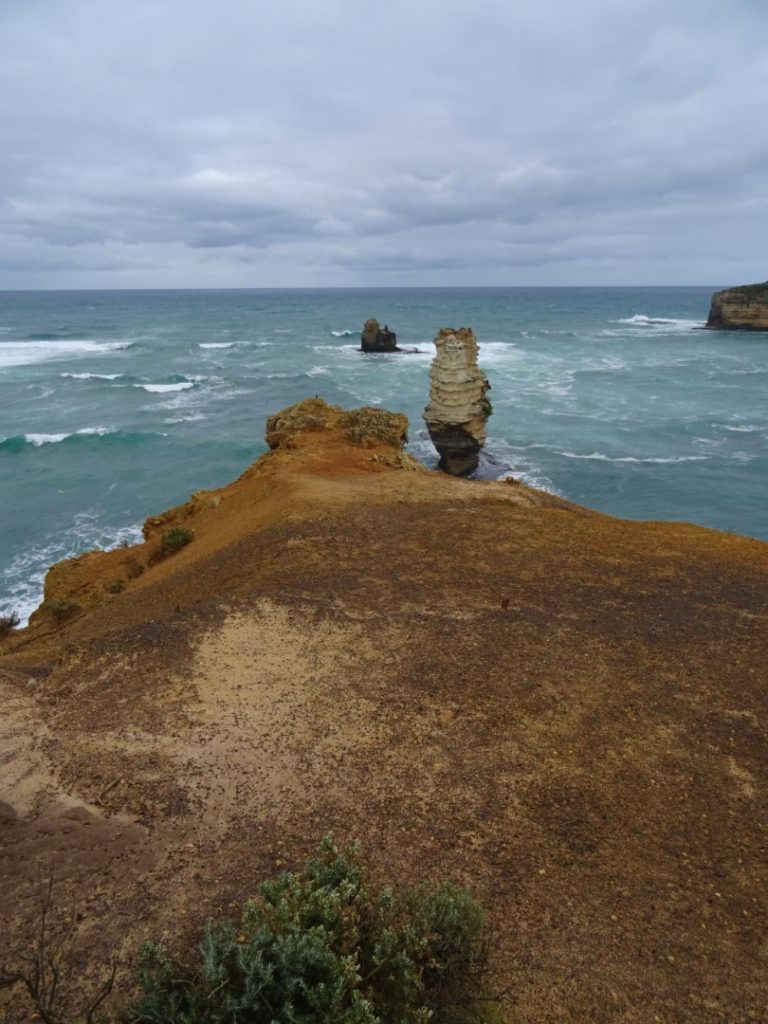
[2,398,768,1023]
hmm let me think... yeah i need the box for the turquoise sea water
[1,287,766,622]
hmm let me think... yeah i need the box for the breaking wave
[134,381,195,393]
[617,314,703,329]
[0,340,133,368]
[61,372,124,381]
[0,428,164,453]
[556,450,708,464]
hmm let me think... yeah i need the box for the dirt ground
[2,400,767,1022]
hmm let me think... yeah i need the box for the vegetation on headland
[719,280,768,296]
[0,610,20,636]
[3,839,497,1024]
[159,526,193,556]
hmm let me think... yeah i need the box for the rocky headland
[2,397,767,1022]
[706,281,768,330]
[424,327,492,475]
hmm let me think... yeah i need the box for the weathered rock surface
[361,318,399,352]
[423,327,491,476]
[706,282,768,330]
[266,397,409,451]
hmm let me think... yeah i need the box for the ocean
[1,287,766,623]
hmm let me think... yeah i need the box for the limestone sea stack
[361,318,399,352]
[706,282,768,331]
[423,327,491,476]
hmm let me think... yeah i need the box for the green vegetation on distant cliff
[127,837,491,1024]
[725,281,768,296]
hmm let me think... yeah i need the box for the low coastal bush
[0,610,20,636]
[125,556,144,580]
[48,598,80,622]
[126,837,490,1024]
[160,526,193,556]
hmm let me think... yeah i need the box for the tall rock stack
[423,327,491,476]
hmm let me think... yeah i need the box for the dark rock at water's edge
[361,318,399,352]
[706,282,768,331]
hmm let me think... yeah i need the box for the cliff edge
[2,399,767,1023]
[706,281,768,330]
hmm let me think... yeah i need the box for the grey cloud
[0,0,766,286]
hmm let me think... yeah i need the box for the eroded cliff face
[14,399,422,634]
[706,283,768,330]
[423,327,491,476]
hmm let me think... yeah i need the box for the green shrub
[0,610,20,636]
[48,598,80,622]
[126,837,489,1024]
[107,579,125,594]
[125,557,144,580]
[160,526,193,556]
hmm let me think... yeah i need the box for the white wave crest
[135,382,194,393]
[22,426,116,447]
[0,340,132,368]
[200,342,235,349]
[61,372,123,381]
[24,433,68,446]
[557,450,707,464]
[616,314,703,329]
[331,329,356,338]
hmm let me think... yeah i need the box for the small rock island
[360,318,399,352]
[423,327,491,476]
[706,281,768,331]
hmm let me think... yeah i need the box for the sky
[0,0,766,288]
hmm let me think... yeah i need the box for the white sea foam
[617,314,703,330]
[0,340,132,368]
[76,426,116,437]
[135,382,194,393]
[331,329,356,337]
[200,342,235,349]
[164,412,208,423]
[722,424,761,433]
[24,433,68,446]
[22,426,117,447]
[307,366,331,376]
[61,372,124,381]
[557,450,707,464]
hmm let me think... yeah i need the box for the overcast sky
[1,0,766,288]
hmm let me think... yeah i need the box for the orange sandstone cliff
[706,281,768,331]
[1,398,767,1023]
